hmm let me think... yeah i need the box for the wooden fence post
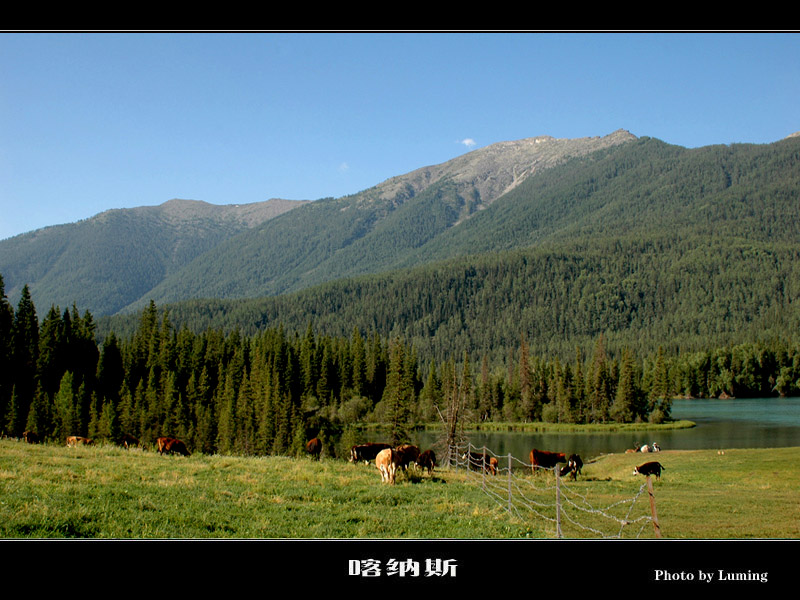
[647,475,662,538]
[507,453,512,514]
[555,465,562,538]
[481,447,487,490]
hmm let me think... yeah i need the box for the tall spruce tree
[10,285,38,436]
[0,275,15,431]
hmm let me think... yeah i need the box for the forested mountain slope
[127,130,636,311]
[0,198,305,315]
[100,134,800,364]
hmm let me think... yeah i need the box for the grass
[1,439,798,539]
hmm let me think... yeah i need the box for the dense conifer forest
[3,274,799,458]
[3,133,800,457]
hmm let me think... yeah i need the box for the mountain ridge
[3,128,798,323]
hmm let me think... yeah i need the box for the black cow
[349,442,391,464]
[633,461,665,479]
[22,430,39,444]
[559,454,584,480]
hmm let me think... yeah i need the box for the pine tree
[611,349,641,423]
[648,346,672,423]
[0,275,14,431]
[53,371,78,441]
[10,285,38,436]
[383,338,413,446]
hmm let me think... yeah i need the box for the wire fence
[452,441,659,539]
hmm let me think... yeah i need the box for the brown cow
[375,448,400,484]
[415,449,437,475]
[120,433,140,449]
[350,442,392,464]
[463,450,497,475]
[305,437,322,459]
[157,437,190,456]
[395,444,420,471]
[66,436,94,447]
[530,448,567,474]
[22,431,39,444]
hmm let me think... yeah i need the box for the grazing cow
[22,431,39,444]
[305,437,322,459]
[463,451,497,475]
[375,448,400,484]
[157,437,190,456]
[395,444,420,471]
[633,461,665,479]
[640,444,651,453]
[120,433,139,449]
[559,454,583,480]
[349,442,392,464]
[415,449,437,475]
[530,448,567,474]
[66,436,94,447]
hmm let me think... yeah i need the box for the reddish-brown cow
[530,448,567,474]
[120,433,140,449]
[395,444,420,471]
[66,436,94,447]
[157,437,190,456]
[415,449,437,475]
[305,437,322,459]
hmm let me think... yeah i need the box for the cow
[651,442,661,452]
[375,448,400,484]
[22,431,39,444]
[120,433,140,449]
[157,437,190,456]
[559,454,583,480]
[395,444,420,471]
[462,450,497,475]
[415,449,437,475]
[66,436,94,447]
[633,461,665,479]
[349,442,392,464]
[305,437,322,459]
[530,448,567,474]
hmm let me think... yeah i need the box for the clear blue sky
[1,32,798,240]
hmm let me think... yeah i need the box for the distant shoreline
[424,420,697,434]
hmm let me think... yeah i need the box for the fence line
[453,442,657,539]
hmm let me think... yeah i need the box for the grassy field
[1,439,798,539]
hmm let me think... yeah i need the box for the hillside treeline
[101,235,800,370]
[3,275,800,457]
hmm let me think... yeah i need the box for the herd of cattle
[18,429,665,483]
[347,442,436,484]
[20,430,191,456]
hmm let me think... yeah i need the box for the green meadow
[1,439,798,539]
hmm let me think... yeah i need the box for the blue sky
[1,32,798,240]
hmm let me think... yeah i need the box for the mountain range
[2,128,799,362]
[1,129,634,315]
